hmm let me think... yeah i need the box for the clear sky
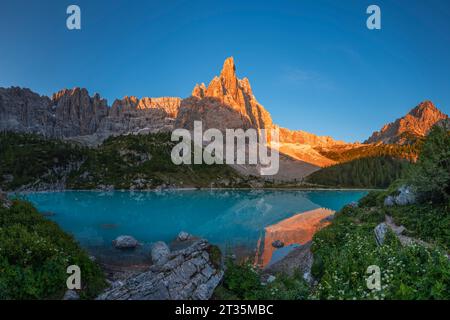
[1,0,449,142]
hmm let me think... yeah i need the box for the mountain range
[0,57,448,179]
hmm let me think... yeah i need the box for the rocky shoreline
[97,234,224,300]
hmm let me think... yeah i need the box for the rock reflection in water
[256,208,334,267]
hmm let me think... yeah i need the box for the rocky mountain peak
[177,57,273,131]
[365,101,448,144]
[408,100,441,118]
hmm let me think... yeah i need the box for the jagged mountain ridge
[365,101,448,144]
[1,57,447,171]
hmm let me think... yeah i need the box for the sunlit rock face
[175,57,273,132]
[256,208,334,267]
[0,87,181,140]
[365,101,448,144]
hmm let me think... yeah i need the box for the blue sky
[1,0,449,142]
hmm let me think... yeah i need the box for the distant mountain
[365,101,448,145]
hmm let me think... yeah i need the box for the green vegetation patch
[311,204,450,300]
[0,199,106,299]
[0,132,87,190]
[214,259,310,300]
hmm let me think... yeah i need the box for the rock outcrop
[97,239,223,300]
[374,222,389,246]
[365,101,448,144]
[151,241,170,265]
[384,186,416,207]
[175,57,273,132]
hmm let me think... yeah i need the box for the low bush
[215,259,309,300]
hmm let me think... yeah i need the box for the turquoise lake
[22,190,367,264]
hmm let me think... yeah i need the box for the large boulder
[151,241,170,265]
[97,239,223,300]
[384,196,395,207]
[395,186,416,206]
[384,186,416,207]
[112,235,139,249]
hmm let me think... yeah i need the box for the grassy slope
[311,127,450,299]
[311,197,450,300]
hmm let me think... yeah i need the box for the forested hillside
[306,156,410,188]
[0,132,252,191]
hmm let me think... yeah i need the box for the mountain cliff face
[0,87,180,140]
[175,57,273,131]
[365,101,448,144]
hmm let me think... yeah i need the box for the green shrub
[0,200,106,299]
[207,245,222,270]
[216,259,309,300]
[221,259,261,299]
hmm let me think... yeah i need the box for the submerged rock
[113,235,139,249]
[272,240,285,248]
[97,239,223,300]
[177,231,192,242]
[151,241,170,265]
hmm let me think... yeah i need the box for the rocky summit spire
[220,57,237,80]
[179,57,274,131]
[218,57,239,98]
[365,101,448,144]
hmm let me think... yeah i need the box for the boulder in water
[177,231,192,242]
[112,235,139,249]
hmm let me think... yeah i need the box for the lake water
[22,190,367,265]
